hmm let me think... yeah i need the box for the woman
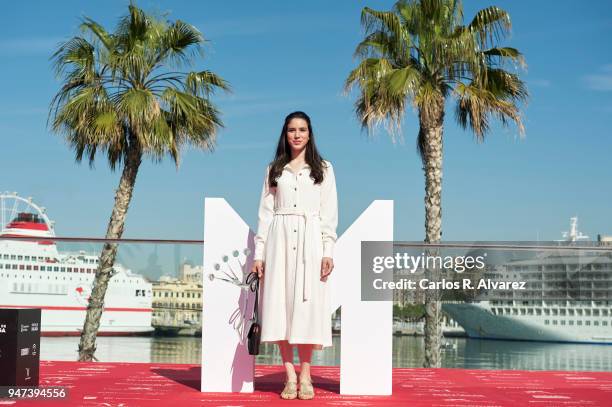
[252,111,338,400]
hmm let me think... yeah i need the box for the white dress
[254,160,338,349]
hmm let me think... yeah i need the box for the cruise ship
[0,193,153,336]
[443,218,612,344]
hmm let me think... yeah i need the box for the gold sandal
[298,380,315,400]
[280,381,298,399]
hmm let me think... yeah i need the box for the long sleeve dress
[254,160,338,349]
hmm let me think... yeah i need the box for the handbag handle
[246,271,259,322]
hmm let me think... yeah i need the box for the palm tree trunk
[78,141,142,361]
[419,98,444,368]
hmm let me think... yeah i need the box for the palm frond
[454,79,525,140]
[393,0,419,32]
[162,87,223,146]
[184,70,230,97]
[361,7,410,49]
[347,0,527,144]
[387,65,422,96]
[117,4,150,45]
[482,47,526,69]
[346,58,412,138]
[80,18,114,50]
[480,68,528,103]
[354,86,407,139]
[115,87,160,128]
[354,30,396,59]
[362,7,400,35]
[49,3,228,169]
[468,6,511,48]
[51,37,95,78]
[345,57,394,92]
[159,20,204,66]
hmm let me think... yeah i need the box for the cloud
[583,64,612,91]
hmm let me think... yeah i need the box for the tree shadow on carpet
[151,366,201,391]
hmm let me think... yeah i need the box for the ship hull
[0,305,153,336]
[443,302,612,344]
[1,241,153,337]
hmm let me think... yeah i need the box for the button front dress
[254,160,338,349]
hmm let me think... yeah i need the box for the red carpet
[8,361,612,406]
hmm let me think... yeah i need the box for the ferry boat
[0,193,153,336]
[443,218,612,344]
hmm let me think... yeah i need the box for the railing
[0,236,205,336]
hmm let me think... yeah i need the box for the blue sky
[1,0,611,255]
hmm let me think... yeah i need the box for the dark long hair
[268,111,325,187]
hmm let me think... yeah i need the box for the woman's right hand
[252,260,265,279]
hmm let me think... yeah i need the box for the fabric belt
[273,208,320,301]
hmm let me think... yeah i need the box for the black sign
[0,309,41,386]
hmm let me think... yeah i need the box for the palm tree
[49,4,229,361]
[345,0,527,367]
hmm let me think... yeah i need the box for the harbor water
[40,335,612,372]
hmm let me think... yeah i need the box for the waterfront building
[152,270,202,336]
[598,235,612,246]
[179,261,203,283]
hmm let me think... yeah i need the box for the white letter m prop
[201,198,393,395]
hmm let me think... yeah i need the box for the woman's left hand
[321,257,334,282]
